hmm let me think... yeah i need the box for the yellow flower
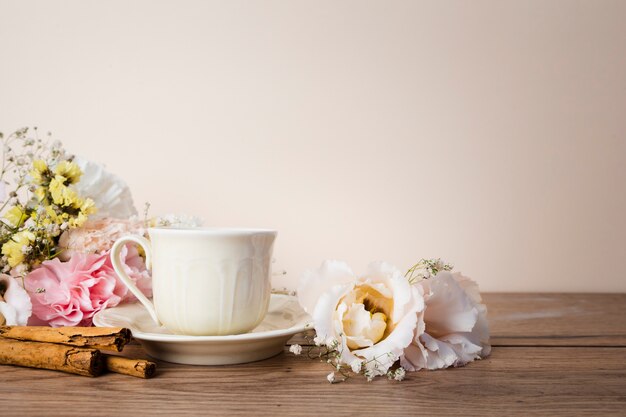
[2,231,35,267]
[80,198,97,216]
[49,176,65,204]
[4,206,27,228]
[44,206,67,226]
[70,199,96,228]
[49,175,80,207]
[33,186,47,202]
[68,212,88,228]
[33,159,47,172]
[29,159,48,184]
[43,196,95,229]
[62,188,81,208]
[54,161,82,184]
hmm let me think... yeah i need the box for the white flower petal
[365,261,403,282]
[421,333,458,369]
[346,335,374,349]
[311,282,354,342]
[423,274,479,334]
[337,333,362,367]
[454,272,491,357]
[363,261,418,323]
[401,271,490,371]
[353,285,423,375]
[441,333,483,360]
[342,303,376,348]
[0,302,17,325]
[74,158,137,219]
[298,260,355,314]
[400,341,426,371]
[0,274,32,325]
[391,272,421,323]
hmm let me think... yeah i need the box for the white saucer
[93,294,310,365]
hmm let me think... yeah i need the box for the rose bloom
[298,261,424,377]
[25,245,151,327]
[401,271,491,371]
[0,274,32,326]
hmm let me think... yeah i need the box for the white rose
[298,260,425,377]
[401,271,491,371]
[74,157,138,219]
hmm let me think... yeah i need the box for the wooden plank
[0,345,625,416]
[289,293,626,347]
[486,293,626,346]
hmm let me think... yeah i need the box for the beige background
[1,0,625,292]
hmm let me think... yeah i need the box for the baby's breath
[405,258,453,284]
[326,372,336,383]
[291,331,406,383]
[288,344,302,355]
[387,367,406,381]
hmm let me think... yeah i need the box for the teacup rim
[148,226,277,236]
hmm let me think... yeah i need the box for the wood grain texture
[486,293,626,346]
[0,293,625,416]
[0,345,624,416]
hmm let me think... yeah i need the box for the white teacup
[111,227,276,336]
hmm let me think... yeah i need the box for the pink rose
[25,245,151,327]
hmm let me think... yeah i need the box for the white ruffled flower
[298,260,425,378]
[0,274,32,325]
[326,372,335,383]
[74,158,138,219]
[401,271,491,371]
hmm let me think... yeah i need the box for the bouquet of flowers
[292,258,491,382]
[0,127,198,327]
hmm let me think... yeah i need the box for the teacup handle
[110,236,161,326]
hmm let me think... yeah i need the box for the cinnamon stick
[105,355,156,379]
[0,326,131,352]
[0,338,105,377]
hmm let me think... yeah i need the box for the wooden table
[1,293,625,416]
